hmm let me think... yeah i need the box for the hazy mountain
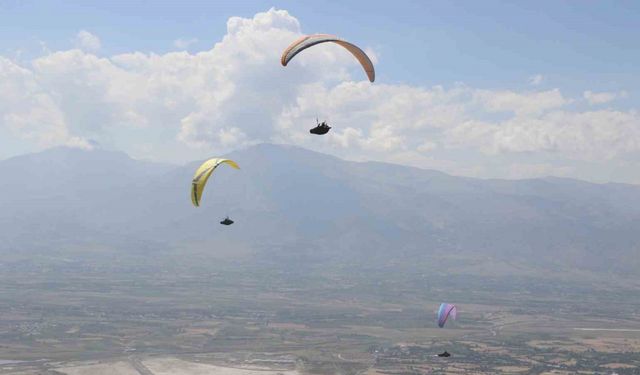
[1,143,640,275]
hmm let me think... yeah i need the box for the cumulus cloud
[75,30,101,52]
[173,38,198,50]
[474,88,568,116]
[0,8,638,182]
[446,109,640,160]
[583,90,628,105]
[0,57,71,146]
[65,136,96,150]
[528,74,544,86]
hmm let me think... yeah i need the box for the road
[129,356,155,375]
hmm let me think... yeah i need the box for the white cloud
[417,140,437,152]
[0,8,638,182]
[75,30,101,52]
[65,136,95,150]
[173,38,198,50]
[446,109,640,160]
[583,90,628,105]
[528,74,544,86]
[0,57,73,146]
[474,88,567,116]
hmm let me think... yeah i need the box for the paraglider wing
[281,34,375,82]
[191,158,240,207]
[437,303,457,328]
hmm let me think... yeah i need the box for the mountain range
[1,143,639,277]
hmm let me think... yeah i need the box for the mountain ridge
[1,143,640,277]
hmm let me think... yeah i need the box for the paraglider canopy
[191,158,240,207]
[281,34,375,82]
[437,303,457,328]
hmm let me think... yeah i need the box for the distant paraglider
[437,303,457,328]
[310,118,331,135]
[220,217,234,226]
[191,158,240,207]
[281,34,376,82]
[435,304,456,358]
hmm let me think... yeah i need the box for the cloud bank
[0,8,638,182]
[75,30,101,52]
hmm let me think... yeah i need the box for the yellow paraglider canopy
[191,158,240,207]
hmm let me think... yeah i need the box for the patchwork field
[0,251,638,374]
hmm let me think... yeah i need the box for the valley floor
[0,250,638,374]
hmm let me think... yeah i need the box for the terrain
[0,253,638,374]
[0,144,639,374]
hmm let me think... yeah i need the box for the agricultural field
[0,248,638,374]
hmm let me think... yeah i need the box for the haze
[0,2,639,374]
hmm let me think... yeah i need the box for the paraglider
[437,303,457,328]
[281,34,375,82]
[310,118,331,135]
[191,158,240,207]
[220,217,234,226]
[434,304,456,358]
[282,35,374,135]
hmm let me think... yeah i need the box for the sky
[1,0,639,183]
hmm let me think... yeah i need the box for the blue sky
[3,0,638,91]
[1,1,639,182]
